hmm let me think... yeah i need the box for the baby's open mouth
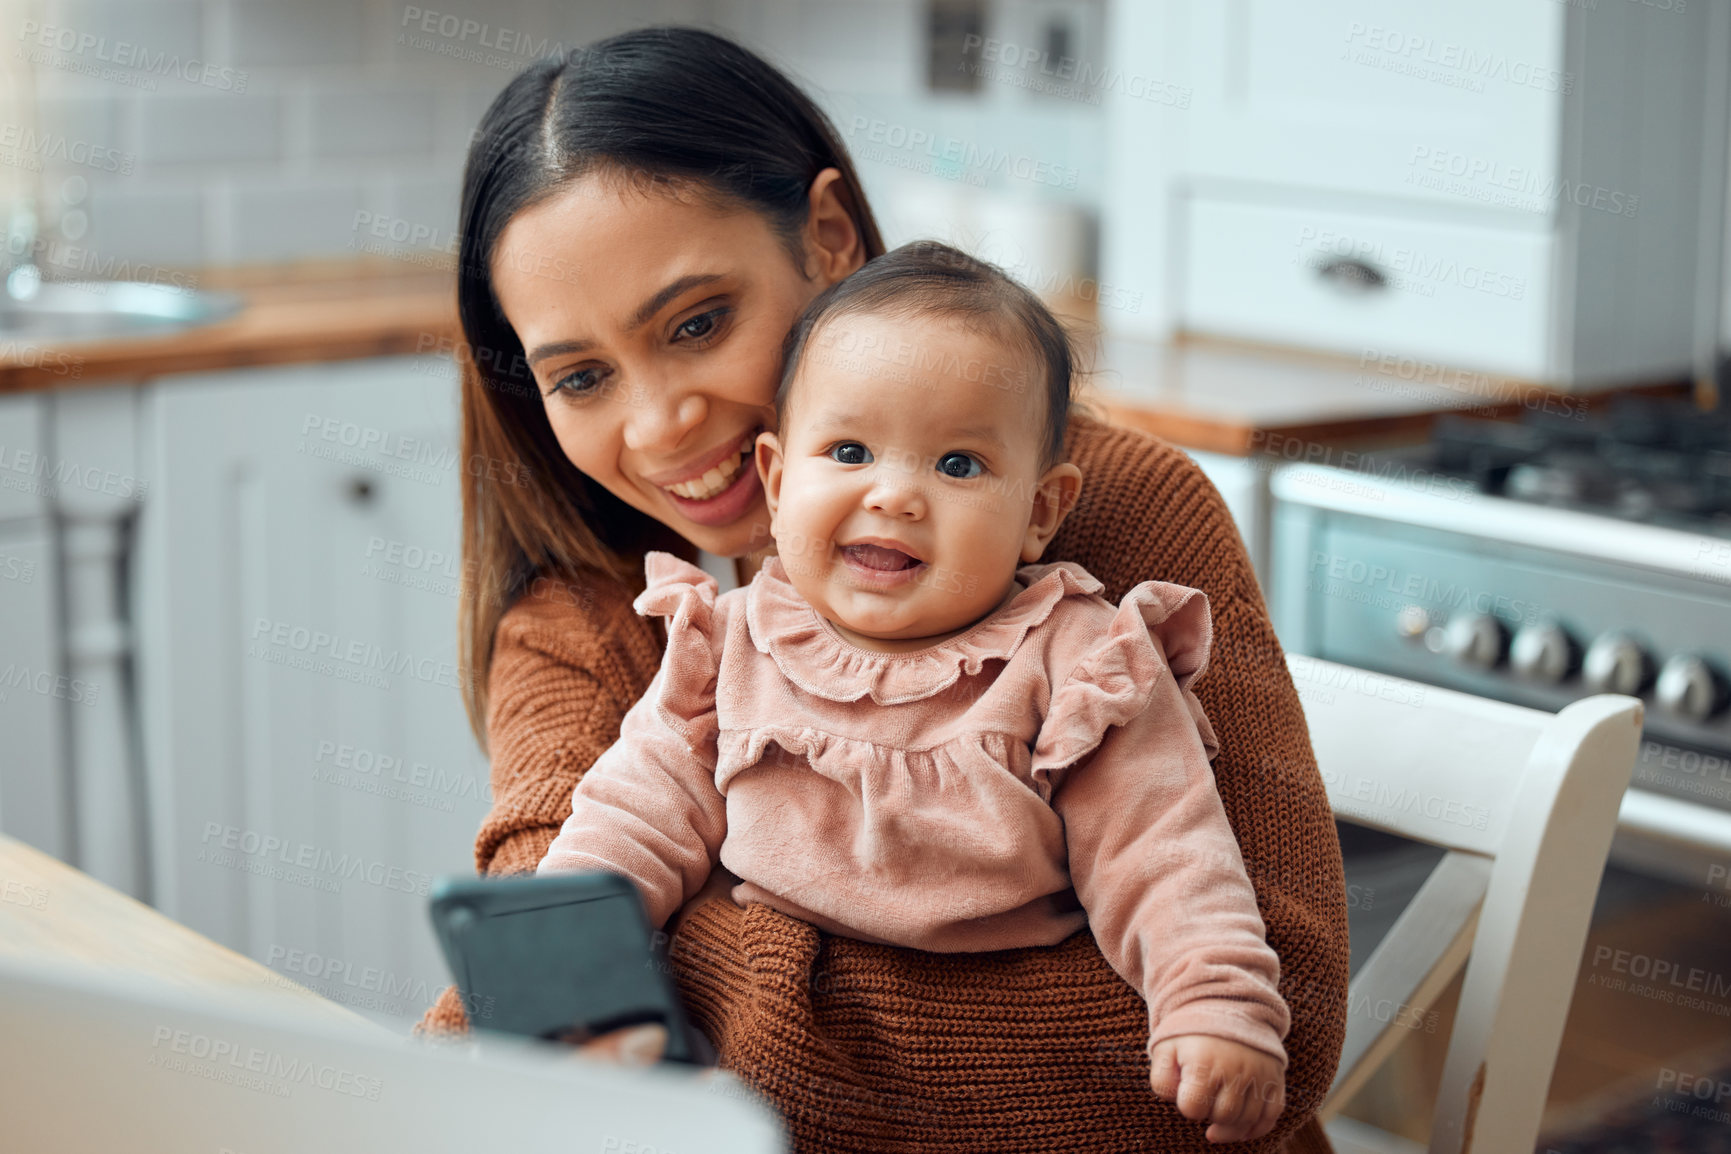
[842,544,923,571]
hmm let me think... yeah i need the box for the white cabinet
[1102,0,1730,387]
[135,357,490,1028]
[1176,1,1565,209]
[1182,197,1556,379]
[0,393,68,862]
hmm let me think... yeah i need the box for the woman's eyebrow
[525,273,728,366]
[627,273,726,331]
[526,337,595,366]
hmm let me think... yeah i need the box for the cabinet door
[0,395,69,861]
[1175,0,1565,216]
[0,530,68,859]
[137,358,492,1027]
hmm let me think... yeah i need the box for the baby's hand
[1148,1034,1284,1143]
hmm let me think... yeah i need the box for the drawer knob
[1314,257,1387,294]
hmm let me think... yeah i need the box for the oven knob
[1582,633,1652,696]
[1396,605,1431,638]
[1444,613,1506,669]
[1510,623,1576,685]
[1655,655,1725,723]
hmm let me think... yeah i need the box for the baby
[539,241,1289,1143]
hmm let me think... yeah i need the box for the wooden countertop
[1082,332,1686,457]
[0,261,458,394]
[0,833,370,1030]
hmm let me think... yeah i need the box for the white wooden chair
[1285,655,1643,1154]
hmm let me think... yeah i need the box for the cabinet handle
[347,477,377,504]
[1314,257,1388,294]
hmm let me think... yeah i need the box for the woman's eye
[936,452,982,479]
[550,366,606,397]
[829,442,873,465]
[674,308,728,344]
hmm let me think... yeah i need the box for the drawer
[1179,196,1554,379]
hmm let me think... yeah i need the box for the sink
[0,278,243,343]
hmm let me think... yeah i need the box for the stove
[1431,397,1731,533]
[1269,397,1731,882]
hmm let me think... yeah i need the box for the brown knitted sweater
[418,415,1349,1153]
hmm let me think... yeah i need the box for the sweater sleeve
[469,578,663,878]
[536,552,727,930]
[536,665,725,929]
[1048,590,1290,1067]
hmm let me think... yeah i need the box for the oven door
[1269,462,1731,885]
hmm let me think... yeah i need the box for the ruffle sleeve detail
[631,551,721,750]
[1031,581,1218,793]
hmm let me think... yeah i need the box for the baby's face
[757,311,1073,651]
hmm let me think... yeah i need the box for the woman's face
[491,172,862,558]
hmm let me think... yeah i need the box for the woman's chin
[673,502,774,559]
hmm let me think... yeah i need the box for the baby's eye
[829,442,873,465]
[936,452,982,479]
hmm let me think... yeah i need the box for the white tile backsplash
[226,178,364,263]
[138,93,280,164]
[13,0,1111,283]
[228,0,365,67]
[38,0,207,69]
[82,184,206,268]
[306,88,438,158]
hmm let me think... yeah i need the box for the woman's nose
[621,379,706,454]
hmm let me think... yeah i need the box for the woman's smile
[649,426,765,527]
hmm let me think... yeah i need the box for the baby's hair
[776,240,1074,469]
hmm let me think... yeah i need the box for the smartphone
[428,871,710,1065]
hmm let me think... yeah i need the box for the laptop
[0,953,785,1153]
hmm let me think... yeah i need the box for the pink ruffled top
[539,552,1290,1064]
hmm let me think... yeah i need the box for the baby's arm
[537,664,726,930]
[1050,655,1289,1140]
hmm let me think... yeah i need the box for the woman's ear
[756,430,786,529]
[1021,463,1084,564]
[804,168,866,285]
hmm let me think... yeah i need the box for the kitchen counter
[0,833,369,1030]
[1084,333,1691,457]
[0,261,458,393]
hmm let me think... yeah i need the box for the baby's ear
[1021,462,1084,563]
[756,431,785,524]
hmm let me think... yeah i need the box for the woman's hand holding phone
[548,866,741,1069]
[566,1022,670,1066]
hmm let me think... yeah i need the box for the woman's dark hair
[455,27,886,741]
[776,241,1074,469]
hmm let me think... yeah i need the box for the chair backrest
[1289,655,1642,1154]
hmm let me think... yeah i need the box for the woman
[419,26,1348,1154]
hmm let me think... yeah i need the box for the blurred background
[1,2,1730,1151]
